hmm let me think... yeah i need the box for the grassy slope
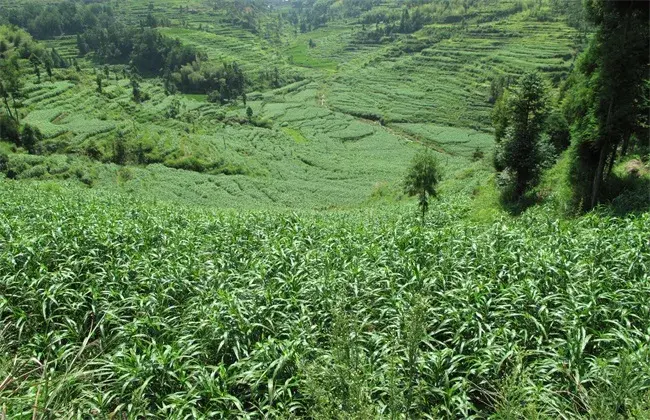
[4,0,580,211]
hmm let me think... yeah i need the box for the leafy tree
[113,131,127,164]
[96,75,103,94]
[44,59,53,81]
[545,109,570,152]
[167,97,182,118]
[246,106,253,121]
[0,55,23,124]
[565,0,649,209]
[76,34,89,55]
[494,72,548,197]
[404,150,441,223]
[29,54,40,83]
[130,76,142,103]
[0,113,20,145]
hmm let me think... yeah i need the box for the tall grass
[1,182,648,418]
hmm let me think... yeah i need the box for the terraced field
[328,17,579,128]
[3,0,583,211]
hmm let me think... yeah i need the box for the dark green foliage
[29,53,40,83]
[179,61,246,101]
[112,131,127,165]
[565,0,649,209]
[0,150,7,172]
[44,58,52,80]
[166,97,182,119]
[0,54,23,124]
[488,74,513,104]
[0,113,20,144]
[95,74,102,94]
[493,72,548,198]
[131,76,142,103]
[404,150,441,222]
[545,109,570,152]
[246,106,253,121]
[20,124,41,154]
[84,140,102,161]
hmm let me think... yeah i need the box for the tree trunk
[11,96,19,125]
[591,101,614,209]
[1,94,14,121]
[606,147,617,178]
[621,128,632,156]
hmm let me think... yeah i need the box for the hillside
[0,0,582,209]
[1,0,649,418]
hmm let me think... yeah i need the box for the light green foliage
[1,183,649,417]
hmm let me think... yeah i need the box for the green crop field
[1,183,649,418]
[1,0,649,417]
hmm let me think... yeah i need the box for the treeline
[285,0,381,33]
[491,0,649,212]
[2,2,118,40]
[1,1,168,40]
[564,0,649,210]
[2,1,255,102]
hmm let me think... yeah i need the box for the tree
[113,131,127,164]
[404,150,441,223]
[131,76,142,103]
[246,106,253,121]
[0,55,23,124]
[44,59,53,81]
[0,114,20,145]
[494,72,547,197]
[96,75,103,94]
[29,55,41,83]
[76,34,89,56]
[566,0,649,209]
[167,97,182,118]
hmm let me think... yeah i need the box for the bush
[21,124,43,154]
[545,110,570,152]
[165,156,212,173]
[0,151,8,172]
[0,114,20,145]
[17,164,47,179]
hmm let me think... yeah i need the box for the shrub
[0,151,8,172]
[0,114,20,145]
[545,110,570,152]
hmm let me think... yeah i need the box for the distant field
[3,0,581,209]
